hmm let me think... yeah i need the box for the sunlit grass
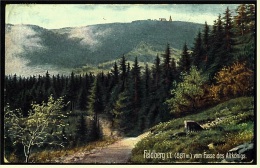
[131,97,254,163]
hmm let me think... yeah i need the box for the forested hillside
[4,4,255,163]
[6,20,203,76]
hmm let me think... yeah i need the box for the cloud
[5,4,240,29]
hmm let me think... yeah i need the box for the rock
[184,120,203,133]
[222,142,254,162]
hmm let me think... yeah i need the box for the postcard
[2,2,256,166]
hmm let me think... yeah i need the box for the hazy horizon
[6,4,239,29]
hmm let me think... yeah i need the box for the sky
[6,4,240,29]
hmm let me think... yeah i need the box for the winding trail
[62,132,149,163]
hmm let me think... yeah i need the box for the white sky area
[6,4,239,29]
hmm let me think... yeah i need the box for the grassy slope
[131,97,254,163]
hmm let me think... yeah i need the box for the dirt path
[62,132,149,163]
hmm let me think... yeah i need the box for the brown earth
[61,132,149,163]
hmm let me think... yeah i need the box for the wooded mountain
[5,20,203,76]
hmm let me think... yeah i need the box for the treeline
[4,4,255,162]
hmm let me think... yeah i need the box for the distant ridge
[5,20,204,76]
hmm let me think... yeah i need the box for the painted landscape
[4,4,255,164]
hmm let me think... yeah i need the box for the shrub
[209,62,253,101]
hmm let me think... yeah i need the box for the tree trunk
[24,145,31,163]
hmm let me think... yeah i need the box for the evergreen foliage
[75,115,88,146]
[178,42,191,73]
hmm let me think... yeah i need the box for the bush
[166,66,206,115]
[209,62,253,101]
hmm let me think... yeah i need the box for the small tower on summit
[169,15,172,21]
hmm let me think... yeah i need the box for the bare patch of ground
[61,132,149,163]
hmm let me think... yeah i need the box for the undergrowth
[131,97,254,163]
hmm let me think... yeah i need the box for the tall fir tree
[119,55,127,90]
[178,42,191,74]
[130,57,142,120]
[192,30,206,70]
[202,22,210,69]
[170,57,178,82]
[75,115,88,146]
[234,4,247,36]
[78,88,88,111]
[151,54,161,90]
[207,15,226,79]
[110,62,119,89]
[161,44,172,94]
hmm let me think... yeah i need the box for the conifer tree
[234,4,247,36]
[111,91,131,132]
[78,88,88,111]
[119,55,127,90]
[44,71,51,92]
[170,57,178,81]
[75,115,88,145]
[202,22,210,70]
[138,64,151,132]
[151,54,161,90]
[131,57,142,112]
[207,15,226,79]
[245,4,255,34]
[178,42,191,74]
[110,62,119,88]
[223,7,233,53]
[88,77,103,113]
[66,72,77,111]
[161,44,172,93]
[192,30,205,70]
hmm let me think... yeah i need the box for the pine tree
[245,4,255,34]
[119,55,127,90]
[87,77,103,141]
[234,4,247,36]
[78,88,88,111]
[192,30,205,70]
[161,44,172,92]
[112,88,135,135]
[66,72,77,111]
[138,64,151,132]
[207,15,226,79]
[111,62,119,87]
[131,57,142,112]
[223,7,233,53]
[170,57,178,81]
[178,42,191,74]
[75,115,88,146]
[143,64,151,98]
[88,77,103,115]
[202,22,210,69]
[44,71,51,93]
[151,54,161,90]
